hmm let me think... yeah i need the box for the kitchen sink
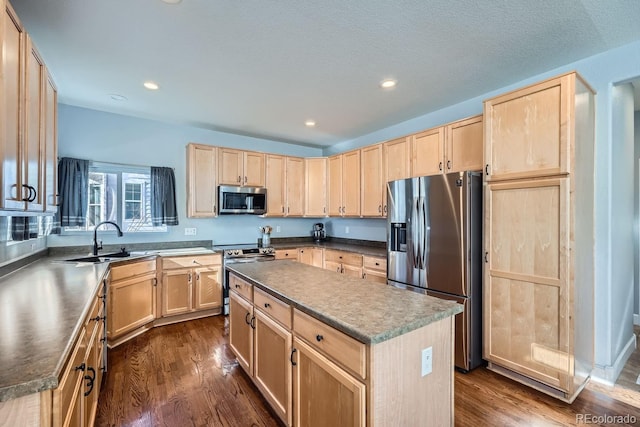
[61,249,131,263]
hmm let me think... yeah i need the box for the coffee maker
[312,223,326,242]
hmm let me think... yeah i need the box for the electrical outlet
[184,227,197,236]
[421,347,433,376]
[276,226,281,233]
[345,226,350,234]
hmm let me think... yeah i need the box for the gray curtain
[150,166,178,226]
[57,157,89,227]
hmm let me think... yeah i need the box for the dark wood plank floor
[97,316,640,427]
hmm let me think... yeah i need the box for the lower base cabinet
[293,337,365,427]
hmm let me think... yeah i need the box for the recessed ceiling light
[161,0,182,4]
[143,81,159,90]
[380,78,397,89]
[305,120,316,127]
[109,94,127,101]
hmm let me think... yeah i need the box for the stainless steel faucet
[93,221,124,255]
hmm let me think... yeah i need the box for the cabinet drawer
[254,287,291,329]
[363,256,386,273]
[324,250,362,267]
[229,273,253,302]
[275,249,297,260]
[293,309,366,380]
[53,327,86,427]
[110,259,157,281]
[162,254,221,269]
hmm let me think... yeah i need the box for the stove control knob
[225,250,233,256]
[265,248,274,254]
[234,250,241,256]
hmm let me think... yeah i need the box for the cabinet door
[218,148,243,185]
[384,136,410,182]
[254,310,292,426]
[363,269,387,284]
[2,3,26,210]
[311,248,324,268]
[187,143,217,217]
[342,150,360,216]
[293,337,365,427]
[84,326,100,427]
[484,75,571,181]
[286,157,305,216]
[411,127,444,177]
[194,266,222,311]
[324,260,342,274]
[342,265,363,279]
[304,157,327,217]
[43,73,58,213]
[162,269,192,316]
[229,291,254,375]
[108,273,156,339]
[360,144,383,217]
[266,154,286,216]
[484,177,570,390]
[298,248,312,265]
[244,151,265,187]
[446,115,483,173]
[327,155,343,216]
[24,36,45,212]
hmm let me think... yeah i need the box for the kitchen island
[227,261,462,426]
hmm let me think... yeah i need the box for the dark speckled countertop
[0,258,109,402]
[270,240,386,258]
[227,261,462,345]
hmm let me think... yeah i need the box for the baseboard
[591,333,637,386]
[634,313,640,326]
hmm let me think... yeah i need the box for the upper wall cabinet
[285,157,304,216]
[1,2,58,213]
[186,143,217,218]
[383,136,410,183]
[410,126,445,177]
[265,154,286,216]
[484,78,570,181]
[304,157,327,217]
[361,144,384,217]
[218,148,265,187]
[328,150,360,217]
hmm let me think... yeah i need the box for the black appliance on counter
[312,223,326,242]
[218,244,275,314]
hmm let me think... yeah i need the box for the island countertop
[226,261,462,344]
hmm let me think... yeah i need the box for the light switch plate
[184,227,197,236]
[422,347,433,377]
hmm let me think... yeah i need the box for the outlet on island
[184,227,197,236]
[276,226,281,233]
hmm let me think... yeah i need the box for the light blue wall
[325,39,640,383]
[635,110,640,320]
[47,105,325,248]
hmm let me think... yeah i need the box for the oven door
[222,256,275,314]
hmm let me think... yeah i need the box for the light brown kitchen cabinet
[383,136,410,183]
[218,147,265,187]
[411,126,445,177]
[360,144,384,217]
[328,150,360,217]
[304,157,327,217]
[285,157,304,216]
[266,154,286,216]
[229,290,254,374]
[1,3,58,213]
[362,255,387,284]
[298,247,323,268]
[483,72,594,403]
[160,254,223,317]
[324,249,362,278]
[107,259,157,343]
[275,249,297,260]
[43,72,58,213]
[445,115,483,173]
[186,143,217,217]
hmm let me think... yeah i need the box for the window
[64,163,166,233]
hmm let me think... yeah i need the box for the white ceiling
[11,0,640,147]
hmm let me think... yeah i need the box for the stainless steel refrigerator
[387,171,483,371]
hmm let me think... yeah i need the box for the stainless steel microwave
[218,185,267,215]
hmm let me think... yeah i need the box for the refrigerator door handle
[412,198,420,268]
[421,196,428,271]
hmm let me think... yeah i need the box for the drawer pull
[75,362,86,372]
[235,284,241,288]
[84,367,96,397]
[316,334,324,342]
[250,316,256,330]
[375,262,380,266]
[290,348,297,366]
[245,312,251,324]
[90,315,104,322]
[264,303,271,308]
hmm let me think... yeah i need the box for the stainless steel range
[219,244,276,314]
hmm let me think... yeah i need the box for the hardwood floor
[97,316,640,427]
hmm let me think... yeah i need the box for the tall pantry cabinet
[483,72,595,403]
